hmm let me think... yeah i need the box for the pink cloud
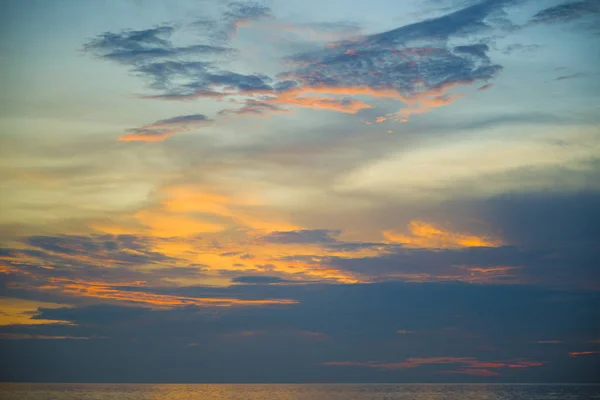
[323,356,542,376]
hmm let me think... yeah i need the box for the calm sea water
[1,384,599,400]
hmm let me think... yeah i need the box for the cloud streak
[323,357,543,376]
[120,114,213,142]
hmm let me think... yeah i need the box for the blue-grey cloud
[23,234,175,266]
[501,42,541,54]
[223,1,271,33]
[232,276,288,284]
[454,43,490,59]
[82,3,275,101]
[83,0,517,121]
[219,100,289,116]
[120,114,213,141]
[531,0,600,24]
[259,229,341,244]
[83,26,231,65]
[555,72,588,80]
[2,282,598,383]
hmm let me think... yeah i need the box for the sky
[0,0,599,383]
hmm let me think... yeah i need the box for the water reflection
[1,383,599,400]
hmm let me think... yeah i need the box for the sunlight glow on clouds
[0,298,73,326]
[1,0,599,383]
[384,221,502,249]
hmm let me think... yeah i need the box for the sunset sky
[1,0,599,383]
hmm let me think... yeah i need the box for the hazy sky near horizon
[1,0,599,383]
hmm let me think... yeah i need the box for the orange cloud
[390,93,462,122]
[134,210,227,237]
[0,298,73,326]
[146,184,300,234]
[269,92,372,113]
[41,278,297,308]
[323,357,542,375]
[384,221,502,249]
[568,351,600,357]
[361,81,469,124]
[236,85,402,115]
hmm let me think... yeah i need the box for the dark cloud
[259,229,341,244]
[531,0,600,24]
[82,3,275,101]
[222,1,271,32]
[82,0,518,123]
[1,282,599,382]
[454,43,490,59]
[132,61,212,91]
[271,1,509,121]
[555,72,587,80]
[367,0,511,45]
[204,71,272,91]
[482,191,600,248]
[83,26,176,64]
[501,43,541,54]
[255,230,388,251]
[120,114,213,141]
[232,276,287,284]
[83,26,232,65]
[23,234,175,266]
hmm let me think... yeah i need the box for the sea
[1,384,600,400]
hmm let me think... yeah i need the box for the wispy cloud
[530,0,600,25]
[120,114,213,142]
[568,351,600,357]
[323,357,542,376]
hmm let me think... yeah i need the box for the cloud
[335,129,599,198]
[568,351,600,357]
[277,0,508,105]
[384,220,502,249]
[530,0,600,24]
[501,43,541,54]
[83,26,177,64]
[35,278,298,308]
[555,72,587,81]
[2,282,598,382]
[83,25,231,65]
[83,0,512,124]
[232,276,287,284]
[453,43,490,60]
[82,5,275,103]
[222,1,272,38]
[0,333,91,340]
[0,298,73,326]
[323,356,542,376]
[263,21,363,44]
[481,191,600,248]
[23,234,175,267]
[258,229,341,244]
[120,114,213,142]
[219,100,290,117]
